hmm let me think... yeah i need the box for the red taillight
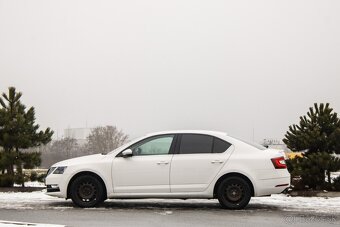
[271,156,287,169]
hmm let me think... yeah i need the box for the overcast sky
[0,0,339,142]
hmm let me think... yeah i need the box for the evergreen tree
[284,103,340,190]
[0,87,53,186]
[283,103,340,154]
[287,152,340,189]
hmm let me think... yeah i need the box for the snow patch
[0,220,64,227]
[251,194,340,214]
[13,181,45,188]
[0,192,339,214]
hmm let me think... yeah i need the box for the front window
[130,135,174,155]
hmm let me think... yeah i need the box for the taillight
[271,156,287,169]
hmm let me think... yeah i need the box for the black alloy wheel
[70,175,104,208]
[217,176,251,209]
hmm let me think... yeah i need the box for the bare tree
[50,137,79,158]
[86,126,129,154]
[40,137,80,168]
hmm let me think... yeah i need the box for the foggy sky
[1,0,339,142]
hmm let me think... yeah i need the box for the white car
[46,130,290,209]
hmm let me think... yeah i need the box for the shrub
[333,176,340,191]
[0,174,14,187]
[37,173,46,183]
[29,171,38,182]
[286,152,340,190]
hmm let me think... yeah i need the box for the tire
[70,175,105,208]
[217,176,251,209]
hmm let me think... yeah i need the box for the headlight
[47,167,56,176]
[53,166,67,174]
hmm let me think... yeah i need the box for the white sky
[1,0,339,141]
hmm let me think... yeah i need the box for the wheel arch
[213,172,255,198]
[67,171,108,200]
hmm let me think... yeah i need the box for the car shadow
[45,199,281,212]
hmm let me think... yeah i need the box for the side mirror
[122,149,133,158]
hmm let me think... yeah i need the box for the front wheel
[217,176,251,209]
[70,175,105,208]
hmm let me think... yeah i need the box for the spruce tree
[283,103,340,190]
[0,87,53,186]
[283,103,340,154]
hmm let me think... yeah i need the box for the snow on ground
[331,172,340,181]
[0,191,339,214]
[0,220,64,227]
[0,190,68,210]
[251,194,340,214]
[13,181,45,188]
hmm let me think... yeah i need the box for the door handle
[157,161,169,165]
[211,160,224,164]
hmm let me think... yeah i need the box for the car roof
[145,130,228,137]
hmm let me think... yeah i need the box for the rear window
[179,134,213,154]
[213,138,232,153]
[178,134,232,154]
[234,137,267,150]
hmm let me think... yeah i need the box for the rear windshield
[231,136,267,150]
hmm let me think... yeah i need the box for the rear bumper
[255,177,290,196]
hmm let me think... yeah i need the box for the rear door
[170,134,233,192]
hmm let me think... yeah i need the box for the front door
[112,134,175,193]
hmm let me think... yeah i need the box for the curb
[288,190,340,197]
[0,187,45,192]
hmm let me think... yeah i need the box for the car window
[213,138,232,153]
[179,134,213,154]
[131,135,174,156]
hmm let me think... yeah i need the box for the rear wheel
[217,176,251,209]
[70,175,105,208]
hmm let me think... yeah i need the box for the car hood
[52,153,106,167]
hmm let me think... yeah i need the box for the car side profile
[45,130,290,209]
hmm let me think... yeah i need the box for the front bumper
[46,184,60,193]
[45,173,70,198]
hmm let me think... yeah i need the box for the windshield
[107,136,144,154]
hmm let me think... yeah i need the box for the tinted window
[179,134,213,154]
[213,138,231,153]
[131,135,174,155]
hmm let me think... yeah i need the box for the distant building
[262,138,289,151]
[64,128,92,145]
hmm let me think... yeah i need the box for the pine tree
[0,87,53,186]
[287,152,340,189]
[284,103,340,190]
[283,103,340,154]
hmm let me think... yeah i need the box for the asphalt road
[0,200,338,227]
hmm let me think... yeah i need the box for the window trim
[116,134,178,157]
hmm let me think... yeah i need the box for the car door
[112,134,175,193]
[170,134,233,192]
